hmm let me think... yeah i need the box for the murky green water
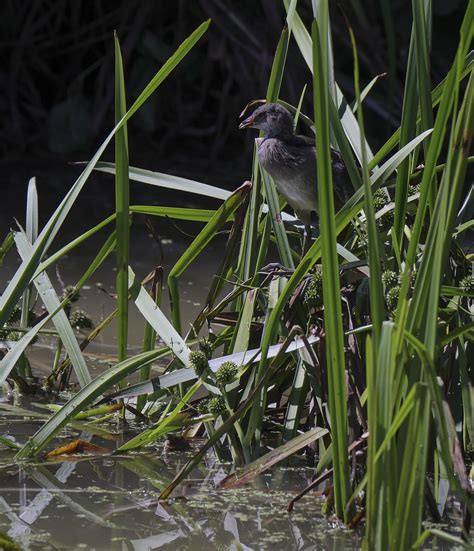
[0,403,468,551]
[0,408,362,551]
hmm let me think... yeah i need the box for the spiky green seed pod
[196,399,210,415]
[382,270,400,290]
[207,396,226,416]
[373,189,388,210]
[460,275,473,293]
[8,305,21,324]
[215,361,238,387]
[4,331,21,342]
[373,189,394,229]
[385,285,400,312]
[304,271,323,309]
[198,338,213,359]
[189,350,209,377]
[69,309,93,330]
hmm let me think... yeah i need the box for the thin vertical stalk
[311,15,351,521]
[393,29,419,248]
[245,26,294,446]
[348,26,385,346]
[262,27,294,268]
[114,32,130,366]
[412,0,435,206]
[19,178,38,379]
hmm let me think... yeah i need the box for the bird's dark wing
[330,149,353,203]
[289,136,353,203]
[291,135,354,204]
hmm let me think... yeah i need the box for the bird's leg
[260,262,294,275]
[302,223,313,255]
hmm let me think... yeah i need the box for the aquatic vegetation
[0,1,473,549]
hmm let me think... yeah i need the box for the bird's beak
[239,115,255,130]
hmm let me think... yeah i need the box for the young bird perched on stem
[239,102,352,253]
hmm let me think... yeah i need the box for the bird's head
[239,102,294,138]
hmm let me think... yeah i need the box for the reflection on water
[0,405,467,550]
[0,413,362,550]
[0,404,467,551]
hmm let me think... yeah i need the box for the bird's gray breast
[256,138,318,217]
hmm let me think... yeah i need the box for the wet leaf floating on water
[46,439,109,459]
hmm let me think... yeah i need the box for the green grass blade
[282,356,310,441]
[128,267,191,366]
[19,177,39,378]
[168,181,251,333]
[351,73,386,113]
[114,32,130,365]
[14,232,92,387]
[349,25,385,345]
[312,15,350,520]
[393,29,420,248]
[93,161,230,201]
[412,0,434,151]
[260,171,294,268]
[0,232,116,386]
[261,26,295,267]
[220,427,328,489]
[15,348,169,459]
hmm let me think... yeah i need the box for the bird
[239,102,352,253]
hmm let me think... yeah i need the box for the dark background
[0,0,467,233]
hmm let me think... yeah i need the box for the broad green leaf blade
[128,267,191,366]
[220,427,328,489]
[0,232,115,386]
[15,348,170,459]
[14,232,92,387]
[93,161,231,201]
[130,205,218,222]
